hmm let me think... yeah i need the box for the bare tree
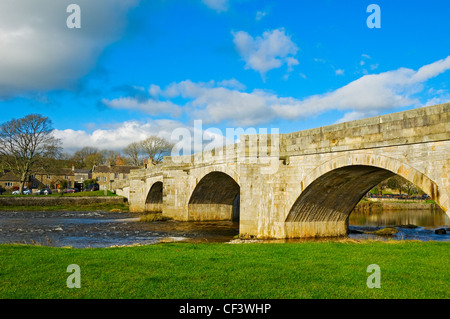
[0,114,62,192]
[140,136,174,164]
[102,149,121,166]
[123,142,143,166]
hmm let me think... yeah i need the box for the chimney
[72,163,75,171]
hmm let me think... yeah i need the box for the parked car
[85,183,99,191]
[63,188,79,193]
[40,188,52,195]
[11,188,32,195]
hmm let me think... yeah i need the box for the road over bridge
[117,103,450,238]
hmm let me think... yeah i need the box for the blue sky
[0,0,449,153]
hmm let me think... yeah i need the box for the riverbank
[0,191,128,212]
[353,199,443,213]
[0,241,448,299]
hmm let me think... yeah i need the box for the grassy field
[0,241,448,299]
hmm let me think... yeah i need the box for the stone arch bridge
[116,103,450,238]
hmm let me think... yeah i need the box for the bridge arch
[285,153,448,238]
[188,169,240,221]
[145,181,163,213]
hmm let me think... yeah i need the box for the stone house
[31,168,76,190]
[0,171,21,190]
[0,165,92,191]
[91,165,139,190]
[73,167,92,188]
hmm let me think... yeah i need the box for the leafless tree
[123,142,143,166]
[102,149,121,166]
[0,114,61,192]
[140,136,174,164]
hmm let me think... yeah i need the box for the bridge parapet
[164,133,280,168]
[280,102,450,157]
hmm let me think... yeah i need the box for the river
[0,209,448,248]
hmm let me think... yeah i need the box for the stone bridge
[117,103,450,239]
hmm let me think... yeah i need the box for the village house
[30,167,75,190]
[0,164,92,192]
[91,164,139,190]
[0,171,21,190]
[73,167,92,189]
[0,168,74,191]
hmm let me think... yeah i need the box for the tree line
[369,175,423,196]
[0,114,174,192]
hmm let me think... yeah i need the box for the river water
[0,209,448,248]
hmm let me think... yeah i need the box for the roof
[34,168,74,176]
[74,169,91,174]
[0,171,20,182]
[92,165,140,174]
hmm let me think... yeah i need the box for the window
[123,174,127,179]
[65,175,69,180]
[5,182,12,187]
[96,177,100,181]
[47,175,51,179]
[114,173,119,179]
[103,177,107,182]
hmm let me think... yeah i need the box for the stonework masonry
[114,103,450,239]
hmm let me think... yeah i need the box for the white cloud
[0,0,138,97]
[149,84,162,98]
[334,110,379,124]
[256,11,267,21]
[102,56,450,128]
[232,28,299,79]
[335,69,345,76]
[202,0,229,12]
[57,57,450,153]
[54,119,230,156]
[217,79,246,90]
[54,120,178,153]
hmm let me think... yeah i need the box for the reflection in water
[349,209,449,228]
[0,209,448,248]
[348,209,449,242]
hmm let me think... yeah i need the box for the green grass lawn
[0,241,448,299]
